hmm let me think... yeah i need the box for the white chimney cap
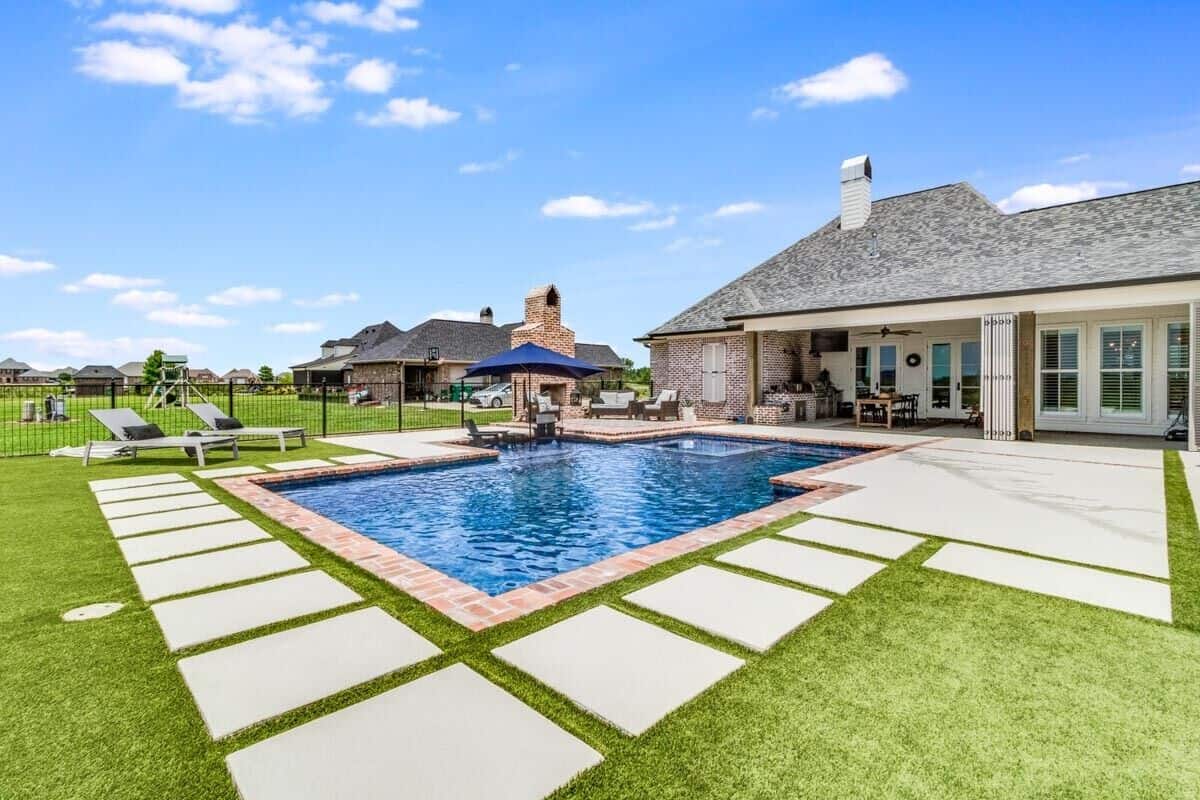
[840,155,872,182]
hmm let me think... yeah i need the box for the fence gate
[981,313,1016,441]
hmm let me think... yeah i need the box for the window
[1099,324,1143,414]
[701,342,727,403]
[1168,322,1190,413]
[1039,328,1079,413]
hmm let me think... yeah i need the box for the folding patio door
[927,339,981,419]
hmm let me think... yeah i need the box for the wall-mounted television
[810,329,849,353]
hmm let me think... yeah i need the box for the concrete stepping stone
[108,505,240,538]
[717,538,886,595]
[118,520,273,565]
[99,492,218,520]
[88,473,186,492]
[924,543,1172,622]
[94,481,203,504]
[225,663,602,800]
[623,565,833,652]
[132,541,307,601]
[493,606,743,735]
[329,454,393,465]
[180,607,440,739]
[194,465,266,479]
[266,459,334,471]
[152,571,361,651]
[781,518,925,559]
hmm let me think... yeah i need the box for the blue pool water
[276,436,867,595]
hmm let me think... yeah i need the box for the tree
[277,371,293,386]
[56,371,73,385]
[257,365,275,383]
[142,350,164,387]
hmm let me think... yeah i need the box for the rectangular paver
[118,520,273,565]
[924,543,1172,622]
[225,663,602,800]
[493,605,743,735]
[88,473,187,492]
[717,538,886,595]
[99,492,218,520]
[179,607,440,739]
[108,505,241,538]
[152,571,362,651]
[266,459,335,471]
[623,565,833,652]
[194,466,266,479]
[131,541,308,601]
[329,454,393,465]
[93,481,203,504]
[781,518,925,559]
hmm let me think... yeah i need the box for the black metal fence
[0,381,514,458]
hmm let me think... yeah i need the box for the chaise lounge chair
[465,418,510,447]
[85,408,238,467]
[641,389,680,421]
[185,402,306,452]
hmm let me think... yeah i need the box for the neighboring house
[117,361,144,388]
[574,343,625,381]
[0,358,31,384]
[73,365,124,396]
[16,368,73,384]
[221,369,258,385]
[290,321,403,387]
[642,155,1200,444]
[189,368,220,383]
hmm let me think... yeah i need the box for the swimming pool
[275,436,868,596]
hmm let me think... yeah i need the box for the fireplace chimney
[479,306,494,325]
[840,154,872,230]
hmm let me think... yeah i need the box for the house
[73,365,123,396]
[290,322,403,387]
[117,361,144,388]
[221,369,258,385]
[642,155,1200,444]
[344,297,625,405]
[16,368,74,384]
[0,358,31,384]
[189,368,220,383]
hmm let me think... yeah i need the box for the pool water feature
[275,436,868,596]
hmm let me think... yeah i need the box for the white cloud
[664,237,722,253]
[356,97,460,128]
[0,254,56,276]
[541,195,654,219]
[776,52,908,107]
[345,58,396,93]
[294,291,360,308]
[111,289,178,310]
[268,321,324,334]
[504,62,521,72]
[1183,164,1200,176]
[90,13,333,121]
[146,305,233,327]
[304,0,420,33]
[711,201,765,218]
[129,0,241,13]
[996,181,1129,213]
[749,106,779,122]
[426,309,481,322]
[474,105,496,123]
[62,273,162,293]
[77,41,190,85]
[628,215,676,232]
[458,149,520,175]
[1,328,204,362]
[1058,153,1091,165]
[207,285,283,306]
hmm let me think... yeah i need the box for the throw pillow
[122,424,165,441]
[213,417,244,430]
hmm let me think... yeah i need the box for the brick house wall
[650,334,749,420]
[760,331,822,389]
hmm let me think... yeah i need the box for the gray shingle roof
[646,180,1200,337]
[351,318,512,364]
[75,365,123,379]
[0,358,31,371]
[575,343,624,368]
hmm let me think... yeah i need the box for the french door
[853,343,898,397]
[927,339,981,419]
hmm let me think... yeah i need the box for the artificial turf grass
[6,446,1200,799]
[1163,450,1200,630]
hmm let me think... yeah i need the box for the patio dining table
[855,396,898,429]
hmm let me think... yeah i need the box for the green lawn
[2,444,1200,798]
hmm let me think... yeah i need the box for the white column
[981,313,1017,441]
[1189,301,1200,451]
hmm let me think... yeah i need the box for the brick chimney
[511,284,579,418]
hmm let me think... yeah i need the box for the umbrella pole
[526,367,533,445]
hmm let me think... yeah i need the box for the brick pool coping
[217,430,932,631]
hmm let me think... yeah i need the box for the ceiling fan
[865,325,922,338]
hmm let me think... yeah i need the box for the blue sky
[1,0,1197,373]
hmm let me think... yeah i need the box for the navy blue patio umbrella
[464,342,604,439]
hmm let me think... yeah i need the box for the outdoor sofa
[641,389,680,421]
[185,402,306,452]
[587,390,639,419]
[85,408,238,467]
